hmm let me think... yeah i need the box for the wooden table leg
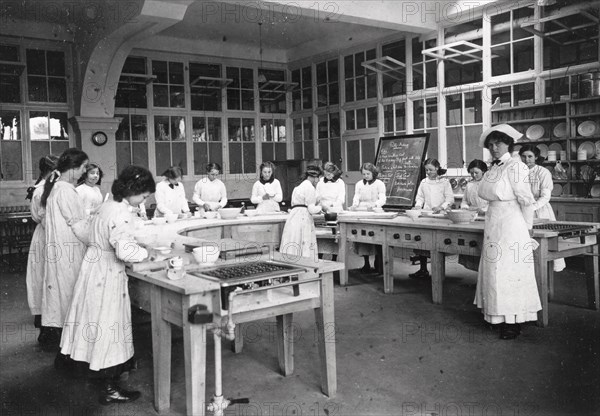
[430,251,445,304]
[548,267,555,301]
[276,313,294,376]
[151,286,172,413]
[315,271,337,397]
[383,244,394,294]
[534,238,549,327]
[584,243,599,310]
[182,295,209,416]
[338,223,348,286]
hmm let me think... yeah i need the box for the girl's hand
[432,206,442,214]
[203,203,211,211]
[262,193,270,200]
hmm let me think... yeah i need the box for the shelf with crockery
[492,97,600,199]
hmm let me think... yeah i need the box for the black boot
[99,381,141,405]
[500,323,521,340]
[360,256,373,274]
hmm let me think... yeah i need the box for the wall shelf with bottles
[491,97,600,198]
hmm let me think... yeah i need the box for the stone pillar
[71,116,122,183]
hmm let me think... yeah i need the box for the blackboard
[374,133,430,208]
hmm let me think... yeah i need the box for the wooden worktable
[127,214,343,416]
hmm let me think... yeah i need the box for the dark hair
[484,131,515,153]
[360,163,379,179]
[259,161,276,180]
[112,165,156,202]
[26,154,59,201]
[467,159,488,174]
[162,166,183,180]
[41,148,88,207]
[423,158,447,176]
[77,163,103,186]
[206,162,221,173]
[518,144,544,165]
[323,162,343,181]
[303,165,323,180]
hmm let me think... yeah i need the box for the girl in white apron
[60,165,155,405]
[192,162,228,213]
[76,163,103,215]
[251,161,283,213]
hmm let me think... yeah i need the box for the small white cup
[547,151,556,161]
[169,256,183,270]
[577,150,587,161]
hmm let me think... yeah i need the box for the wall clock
[91,131,108,146]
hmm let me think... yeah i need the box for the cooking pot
[578,71,600,98]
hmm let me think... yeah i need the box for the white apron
[26,180,46,315]
[474,155,542,324]
[60,200,148,371]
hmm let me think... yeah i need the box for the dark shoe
[409,269,431,279]
[360,265,374,274]
[500,323,521,340]
[99,383,141,405]
[54,353,74,376]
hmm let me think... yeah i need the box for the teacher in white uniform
[192,162,228,212]
[475,124,541,340]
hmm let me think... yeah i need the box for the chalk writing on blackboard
[375,134,430,208]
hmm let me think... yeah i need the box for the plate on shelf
[536,143,549,158]
[526,124,545,141]
[548,142,562,153]
[551,184,563,197]
[595,141,600,158]
[591,184,600,198]
[577,141,596,159]
[577,120,598,137]
[552,122,567,138]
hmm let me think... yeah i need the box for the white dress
[352,179,387,256]
[528,165,565,272]
[192,178,227,211]
[279,180,321,261]
[316,178,345,212]
[26,180,46,316]
[474,152,542,324]
[60,199,148,371]
[414,177,454,210]
[154,180,190,217]
[250,179,283,213]
[42,181,90,327]
[76,184,103,215]
[460,180,488,212]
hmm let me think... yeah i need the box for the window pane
[155,142,171,175]
[464,125,483,167]
[426,99,438,128]
[446,95,462,126]
[293,118,302,141]
[242,118,254,141]
[514,83,534,106]
[46,51,65,76]
[131,142,149,170]
[155,116,170,141]
[228,118,241,141]
[346,140,360,171]
[26,50,45,75]
[49,112,69,140]
[48,77,66,102]
[317,62,327,84]
[356,108,366,129]
[329,82,339,105]
[123,56,146,74]
[2,139,23,180]
[346,110,355,130]
[446,126,463,169]
[464,91,481,124]
[243,142,255,173]
[330,112,340,138]
[0,74,20,103]
[193,117,206,142]
[395,103,406,131]
[195,142,211,175]
[131,115,147,141]
[116,141,132,175]
[361,138,375,165]
[318,115,328,139]
[0,111,20,142]
[303,141,314,160]
[330,138,342,165]
[229,142,242,173]
[514,39,534,73]
[152,60,168,83]
[303,117,312,140]
[116,114,131,141]
[170,85,185,108]
[414,100,424,130]
[384,105,393,132]
[318,139,329,162]
[169,62,184,84]
[29,112,49,140]
[171,142,187,174]
[28,76,47,101]
[328,59,338,82]
[153,85,169,107]
[0,45,19,62]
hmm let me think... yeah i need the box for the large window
[412,38,438,91]
[345,106,377,131]
[413,98,439,160]
[26,49,67,103]
[259,69,286,114]
[0,44,22,104]
[226,67,254,111]
[445,91,482,169]
[293,116,313,160]
[190,63,222,111]
[29,111,70,179]
[344,49,376,102]
[0,111,22,181]
[292,66,312,111]
[261,118,287,162]
[115,114,149,174]
[152,61,184,108]
[383,102,406,135]
[382,41,406,97]
[228,117,255,174]
[192,116,222,174]
[444,21,483,88]
[317,112,341,164]
[316,59,339,107]
[154,115,187,175]
[491,7,535,76]
[115,57,148,109]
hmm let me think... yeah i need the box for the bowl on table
[165,213,178,224]
[405,210,421,220]
[152,246,172,256]
[152,217,166,225]
[245,209,259,217]
[446,210,477,224]
[192,244,221,265]
[203,211,218,219]
[218,207,241,220]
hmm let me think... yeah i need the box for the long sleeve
[217,180,228,208]
[414,182,425,208]
[178,184,190,213]
[272,180,283,203]
[532,167,553,212]
[155,182,173,215]
[375,180,387,207]
[352,182,362,207]
[108,209,148,263]
[508,161,536,229]
[30,184,45,224]
[56,185,90,245]
[441,181,455,209]
[250,181,262,205]
[192,180,204,206]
